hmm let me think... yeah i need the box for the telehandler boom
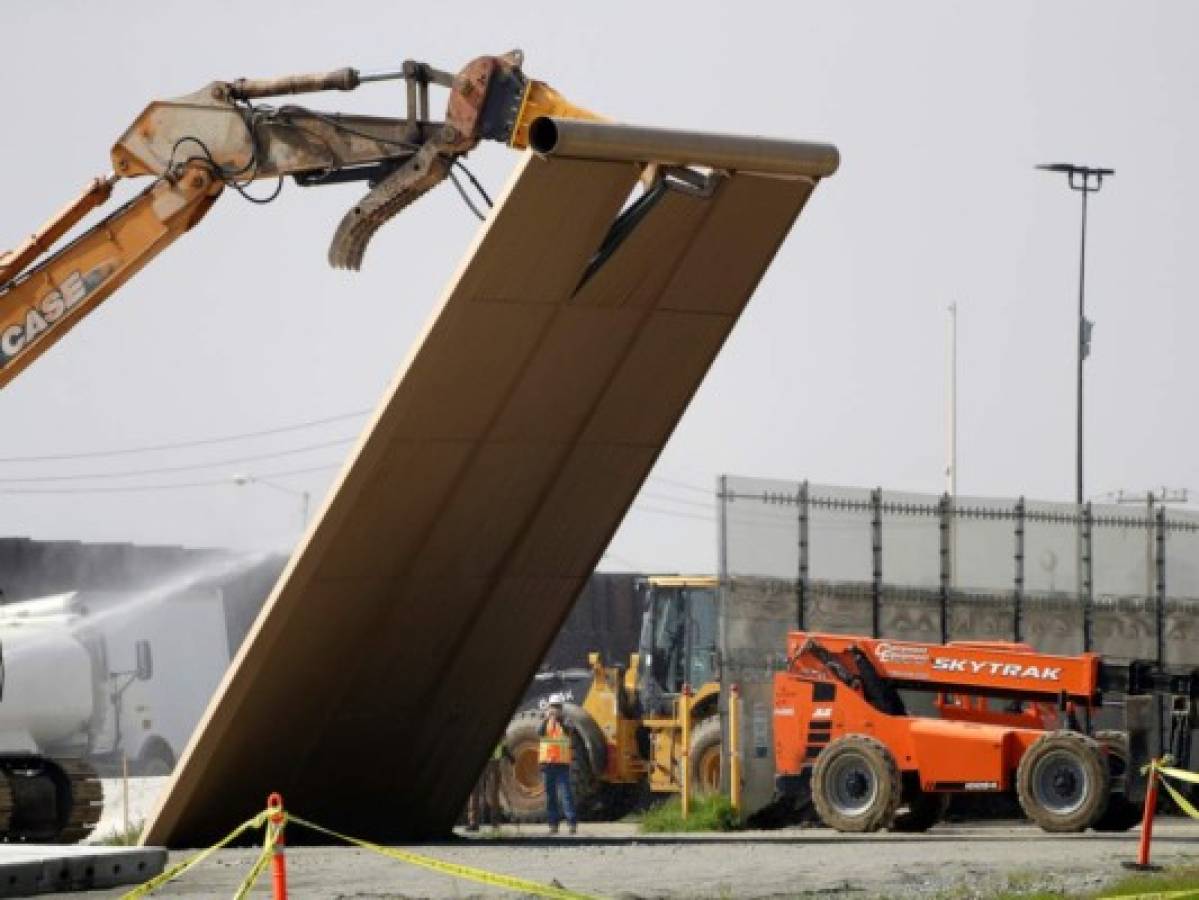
[0,50,597,389]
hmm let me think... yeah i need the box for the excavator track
[0,772,14,837]
[327,144,452,270]
[53,758,104,844]
[0,756,103,843]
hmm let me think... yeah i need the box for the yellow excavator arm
[0,50,599,390]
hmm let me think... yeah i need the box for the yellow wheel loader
[502,576,724,821]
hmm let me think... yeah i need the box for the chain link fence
[715,474,1199,814]
[719,474,1199,663]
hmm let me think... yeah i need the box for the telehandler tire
[891,789,950,833]
[1016,731,1110,833]
[688,717,723,794]
[811,735,902,832]
[1090,731,1142,832]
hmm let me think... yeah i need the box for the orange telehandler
[772,632,1197,833]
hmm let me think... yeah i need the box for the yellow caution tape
[1158,764,1199,786]
[121,805,598,900]
[121,809,271,899]
[1099,761,1199,899]
[231,815,282,900]
[1148,760,1199,823]
[288,813,596,899]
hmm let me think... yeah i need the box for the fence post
[938,493,952,644]
[1014,496,1025,643]
[1155,506,1168,755]
[718,475,729,586]
[797,480,809,631]
[1082,502,1094,652]
[870,487,883,638]
[1155,505,1167,666]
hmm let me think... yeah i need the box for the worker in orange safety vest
[538,694,578,834]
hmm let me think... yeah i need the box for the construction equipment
[0,49,599,389]
[0,587,235,842]
[502,576,723,821]
[0,590,234,776]
[772,631,1198,833]
[0,49,600,842]
[0,602,109,843]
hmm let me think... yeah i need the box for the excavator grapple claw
[327,143,453,270]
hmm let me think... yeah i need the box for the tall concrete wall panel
[144,149,824,846]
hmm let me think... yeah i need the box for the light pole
[1036,162,1114,507]
[233,474,311,533]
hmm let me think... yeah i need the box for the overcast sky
[1,1,1196,574]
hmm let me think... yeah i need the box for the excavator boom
[0,171,220,388]
[0,49,600,391]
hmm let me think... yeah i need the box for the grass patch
[939,862,1199,899]
[96,821,144,846]
[638,793,741,833]
[1097,864,1199,898]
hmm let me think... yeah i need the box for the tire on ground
[1016,730,1110,833]
[688,717,723,794]
[1091,731,1142,832]
[811,734,902,832]
[891,788,949,833]
[499,705,607,823]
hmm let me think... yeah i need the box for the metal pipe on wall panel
[529,117,841,178]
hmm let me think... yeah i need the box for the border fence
[715,475,1199,814]
[718,475,1199,664]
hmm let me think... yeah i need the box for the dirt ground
[51,819,1199,898]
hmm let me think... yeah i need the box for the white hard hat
[547,693,566,707]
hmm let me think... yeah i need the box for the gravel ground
[43,819,1199,899]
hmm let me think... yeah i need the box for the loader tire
[811,735,902,833]
[891,789,949,833]
[564,703,608,820]
[501,710,548,822]
[499,705,606,823]
[1091,732,1142,832]
[688,717,723,794]
[1017,731,1110,833]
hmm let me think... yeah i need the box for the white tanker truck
[0,588,231,842]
